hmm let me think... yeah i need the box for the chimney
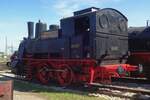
[27,22,34,39]
[146,20,149,27]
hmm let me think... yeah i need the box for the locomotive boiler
[10,7,139,86]
[20,7,128,61]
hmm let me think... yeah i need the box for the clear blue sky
[0,0,150,52]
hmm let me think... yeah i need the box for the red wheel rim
[57,66,73,86]
[37,65,50,84]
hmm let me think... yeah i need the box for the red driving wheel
[36,64,50,84]
[57,65,74,86]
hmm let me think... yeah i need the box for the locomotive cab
[61,7,128,65]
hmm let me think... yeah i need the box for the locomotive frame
[21,58,138,86]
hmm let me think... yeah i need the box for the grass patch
[0,58,8,63]
[13,80,106,100]
[0,73,107,100]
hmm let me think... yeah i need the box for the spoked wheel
[56,65,74,87]
[36,64,50,84]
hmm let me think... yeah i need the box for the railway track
[90,83,150,95]
[112,77,150,84]
[0,71,150,99]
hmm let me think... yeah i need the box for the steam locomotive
[128,26,150,79]
[9,7,139,86]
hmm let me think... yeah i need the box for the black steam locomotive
[9,7,138,86]
[128,26,150,79]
